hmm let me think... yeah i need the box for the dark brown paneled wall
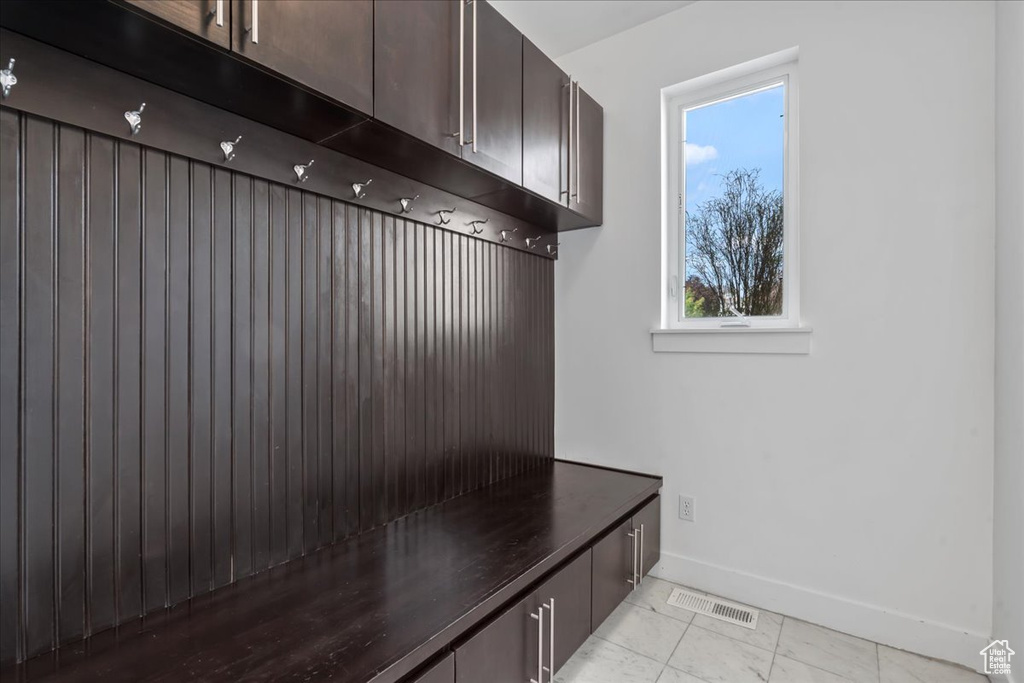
[0,109,554,664]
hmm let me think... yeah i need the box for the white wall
[554,1,995,670]
[994,2,1024,681]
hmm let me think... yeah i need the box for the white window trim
[657,49,810,353]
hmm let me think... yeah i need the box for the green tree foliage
[684,287,705,318]
[685,169,784,317]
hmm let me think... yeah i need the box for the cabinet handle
[626,529,638,588]
[210,0,224,27]
[573,83,581,203]
[457,0,465,146]
[639,523,645,586]
[246,0,259,44]
[530,607,544,683]
[561,79,572,198]
[471,0,478,152]
[546,599,555,680]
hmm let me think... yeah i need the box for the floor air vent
[666,588,759,630]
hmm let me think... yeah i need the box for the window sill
[651,326,813,355]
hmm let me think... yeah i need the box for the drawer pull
[530,607,544,683]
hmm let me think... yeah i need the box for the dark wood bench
[3,461,661,683]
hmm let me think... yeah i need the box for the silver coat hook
[124,102,145,136]
[220,135,242,162]
[525,237,541,250]
[499,227,518,244]
[399,194,420,214]
[352,179,373,199]
[0,59,17,99]
[468,218,488,235]
[546,242,561,256]
[293,159,314,183]
[436,208,456,225]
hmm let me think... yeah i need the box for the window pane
[683,83,785,318]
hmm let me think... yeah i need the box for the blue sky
[683,83,785,215]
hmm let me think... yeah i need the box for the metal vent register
[666,588,759,630]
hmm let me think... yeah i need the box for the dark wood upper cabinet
[122,0,231,48]
[523,37,569,205]
[591,518,634,631]
[374,0,461,156]
[230,0,373,116]
[634,495,661,580]
[461,0,523,184]
[569,84,604,224]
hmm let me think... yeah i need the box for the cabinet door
[462,0,522,184]
[591,518,634,631]
[231,0,373,115]
[633,496,661,581]
[409,653,455,683]
[569,85,604,223]
[456,590,541,683]
[534,551,592,676]
[523,37,569,205]
[374,0,461,156]
[123,0,231,48]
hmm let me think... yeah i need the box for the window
[663,57,800,330]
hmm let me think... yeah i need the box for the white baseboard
[653,550,991,674]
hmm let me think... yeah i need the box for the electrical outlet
[679,495,695,522]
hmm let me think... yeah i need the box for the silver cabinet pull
[561,79,572,198]
[546,599,555,680]
[246,0,259,44]
[572,83,581,202]
[471,0,478,153]
[210,0,224,27]
[457,0,465,145]
[626,528,638,587]
[639,523,645,586]
[530,607,544,683]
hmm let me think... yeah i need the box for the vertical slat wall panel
[0,113,555,665]
[0,108,20,664]
[85,133,117,635]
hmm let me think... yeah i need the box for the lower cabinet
[456,551,591,683]
[634,495,661,581]
[592,495,662,631]
[591,518,635,631]
[408,653,454,683]
[451,495,659,682]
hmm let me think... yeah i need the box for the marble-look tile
[657,666,709,683]
[692,604,784,652]
[668,624,774,683]
[594,602,689,663]
[878,645,988,683]
[770,655,855,682]
[624,577,700,623]
[554,636,664,683]
[776,619,879,682]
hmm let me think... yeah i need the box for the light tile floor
[554,577,990,683]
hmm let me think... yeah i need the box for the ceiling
[490,0,696,59]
